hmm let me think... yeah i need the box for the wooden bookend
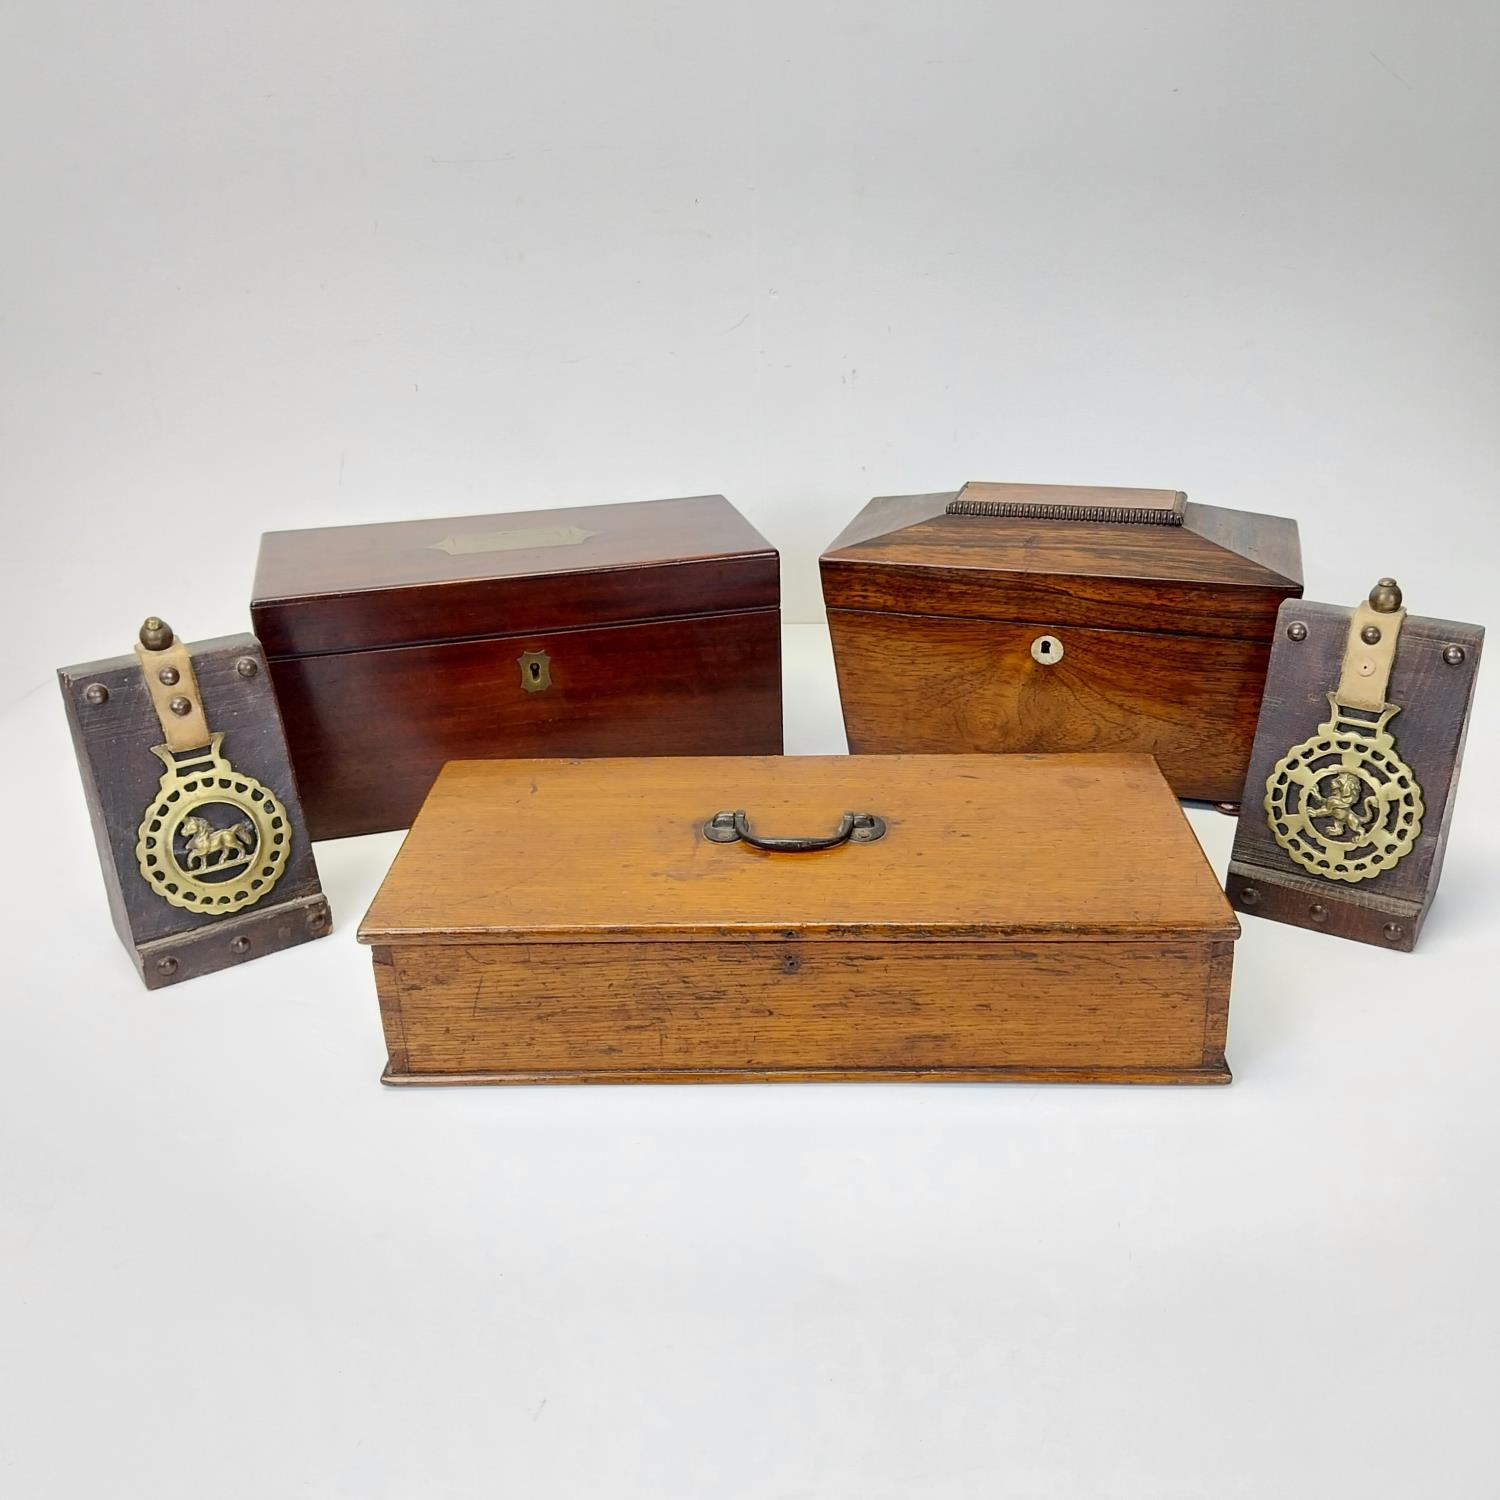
[58,617,332,988]
[1226,579,1482,951]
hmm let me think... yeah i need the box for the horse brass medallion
[131,618,292,915]
[1264,696,1423,883]
[135,733,290,914]
[1264,579,1424,885]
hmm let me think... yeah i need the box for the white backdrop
[4,4,1500,1497]
[4,0,1498,700]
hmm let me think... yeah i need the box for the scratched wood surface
[359,753,1237,1085]
[375,940,1232,1084]
[359,754,1238,943]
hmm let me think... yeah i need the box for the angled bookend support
[59,618,331,988]
[1226,580,1482,951]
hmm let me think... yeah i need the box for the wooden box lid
[358,753,1238,946]
[251,494,778,658]
[820,482,1302,640]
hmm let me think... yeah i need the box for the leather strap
[135,634,211,751]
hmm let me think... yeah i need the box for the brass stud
[83,682,109,705]
[139,616,174,651]
[157,956,179,976]
[1286,622,1308,642]
[1309,904,1328,923]
[1369,578,1402,614]
[235,656,259,679]
[1360,624,1382,645]
[230,936,251,955]
[307,906,328,933]
[168,695,193,717]
[158,665,180,686]
[1443,644,1466,667]
[1239,886,1261,907]
[1382,922,1405,944]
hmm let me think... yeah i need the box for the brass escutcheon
[518,649,551,693]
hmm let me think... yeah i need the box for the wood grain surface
[820,491,1301,638]
[251,494,783,838]
[252,493,778,656]
[268,609,783,840]
[818,487,1301,800]
[375,939,1232,1084]
[358,753,1238,944]
[827,607,1269,802]
[360,753,1237,1086]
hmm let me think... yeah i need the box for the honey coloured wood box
[358,753,1240,1086]
[250,495,783,839]
[820,482,1303,804]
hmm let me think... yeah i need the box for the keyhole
[1030,634,1064,665]
[1039,640,1051,656]
[519,651,550,691]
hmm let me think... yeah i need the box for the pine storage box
[251,495,782,839]
[358,752,1240,1086]
[819,482,1302,804]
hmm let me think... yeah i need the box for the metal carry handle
[702,809,887,852]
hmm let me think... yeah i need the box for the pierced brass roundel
[1264,698,1423,884]
[135,733,291,915]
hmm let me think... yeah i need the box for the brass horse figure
[179,815,255,870]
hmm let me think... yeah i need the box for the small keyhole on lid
[530,661,541,680]
[1040,640,1051,656]
[1030,634,1064,665]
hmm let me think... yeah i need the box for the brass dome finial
[1369,578,1402,614]
[138,616,174,651]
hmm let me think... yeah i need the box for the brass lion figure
[179,814,255,869]
[1305,770,1378,839]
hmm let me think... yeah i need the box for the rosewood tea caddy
[820,481,1303,804]
[251,495,783,839]
[359,752,1240,1086]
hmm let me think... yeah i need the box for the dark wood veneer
[252,495,784,838]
